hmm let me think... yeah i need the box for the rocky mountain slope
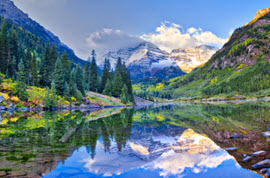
[139,8,270,100]
[245,8,270,26]
[99,42,217,79]
[0,0,85,65]
[170,45,218,73]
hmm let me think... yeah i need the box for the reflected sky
[45,127,261,178]
[0,103,269,177]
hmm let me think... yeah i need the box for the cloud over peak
[85,28,143,58]
[141,21,227,52]
[83,21,227,59]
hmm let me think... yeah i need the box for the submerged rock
[266,168,270,177]
[252,159,270,169]
[260,168,267,174]
[263,132,270,137]
[252,151,268,157]
[230,134,244,139]
[243,156,252,162]
[225,147,237,151]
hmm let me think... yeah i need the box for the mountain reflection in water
[0,102,269,177]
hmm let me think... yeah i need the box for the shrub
[11,96,20,103]
[0,93,9,101]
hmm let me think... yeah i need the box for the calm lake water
[0,102,269,177]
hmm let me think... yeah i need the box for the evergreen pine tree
[10,56,16,79]
[44,87,51,108]
[50,81,57,107]
[126,70,134,103]
[89,50,98,92]
[63,81,71,103]
[112,69,123,97]
[84,58,91,90]
[100,59,110,93]
[121,62,128,84]
[30,53,37,86]
[69,68,77,96]
[103,79,112,96]
[115,57,122,74]
[15,59,28,100]
[76,90,83,103]
[53,58,65,95]
[60,51,71,83]
[120,84,129,104]
[0,19,8,73]
[83,68,89,91]
[50,44,58,74]
[0,74,2,85]
[25,45,32,84]
[75,65,86,96]
[9,30,18,61]
[40,43,51,86]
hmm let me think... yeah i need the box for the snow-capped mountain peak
[97,42,218,79]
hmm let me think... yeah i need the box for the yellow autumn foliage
[210,78,218,84]
[11,96,20,103]
[0,93,9,101]
[156,83,164,89]
[157,115,164,120]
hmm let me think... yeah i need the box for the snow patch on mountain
[97,42,218,79]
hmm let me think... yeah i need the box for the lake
[0,102,269,177]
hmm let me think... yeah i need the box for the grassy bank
[0,77,128,110]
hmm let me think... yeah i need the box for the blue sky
[12,0,270,59]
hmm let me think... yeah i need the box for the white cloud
[141,21,227,53]
[187,27,201,34]
[84,28,144,59]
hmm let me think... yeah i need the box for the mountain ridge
[245,8,270,26]
[134,8,270,100]
[98,41,217,79]
[0,0,85,65]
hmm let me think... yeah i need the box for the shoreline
[0,104,135,112]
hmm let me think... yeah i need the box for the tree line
[0,17,134,106]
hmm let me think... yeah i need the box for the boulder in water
[243,156,252,162]
[260,168,267,174]
[252,151,268,157]
[252,159,270,169]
